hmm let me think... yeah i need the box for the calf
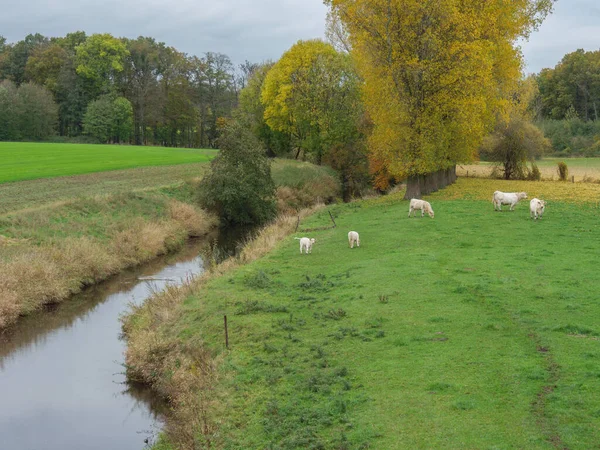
[295,237,316,254]
[530,198,546,220]
[348,231,360,248]
[492,191,527,211]
[408,199,435,218]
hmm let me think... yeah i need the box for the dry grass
[428,177,600,203]
[0,201,217,330]
[458,159,600,182]
[122,204,325,448]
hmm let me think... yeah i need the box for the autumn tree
[261,39,361,164]
[237,62,291,156]
[326,0,553,197]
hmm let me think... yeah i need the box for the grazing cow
[348,231,360,249]
[530,198,546,220]
[408,199,435,218]
[492,191,527,211]
[294,237,316,254]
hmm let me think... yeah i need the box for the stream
[0,231,242,450]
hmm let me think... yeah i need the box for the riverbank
[0,158,340,330]
[124,178,600,449]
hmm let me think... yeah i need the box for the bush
[527,162,542,181]
[557,161,569,181]
[199,121,277,225]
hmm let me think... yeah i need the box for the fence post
[224,315,229,349]
[295,216,300,232]
[328,210,337,228]
[467,170,469,178]
[572,175,575,183]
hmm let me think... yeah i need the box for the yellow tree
[326,0,553,196]
[261,39,362,165]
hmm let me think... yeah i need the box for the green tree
[261,39,361,164]
[16,82,58,140]
[237,62,291,156]
[83,95,133,143]
[75,33,129,96]
[0,80,20,140]
[198,120,276,225]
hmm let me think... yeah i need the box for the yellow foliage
[326,0,553,179]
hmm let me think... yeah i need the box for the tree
[17,83,59,140]
[0,33,48,85]
[75,33,129,97]
[198,121,277,225]
[24,43,70,93]
[261,39,361,164]
[480,118,550,180]
[83,95,133,143]
[237,62,291,156]
[326,0,553,197]
[0,80,20,140]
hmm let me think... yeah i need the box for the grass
[0,157,339,330]
[125,178,600,449]
[458,157,600,182]
[0,142,216,184]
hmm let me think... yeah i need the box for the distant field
[458,157,600,181]
[0,142,217,184]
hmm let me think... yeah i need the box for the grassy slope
[154,178,600,449]
[0,142,216,183]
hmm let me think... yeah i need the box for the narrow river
[0,234,233,450]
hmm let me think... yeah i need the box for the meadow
[458,157,600,181]
[0,142,217,184]
[126,178,600,449]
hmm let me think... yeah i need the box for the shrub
[199,121,277,226]
[557,161,569,181]
[527,162,542,181]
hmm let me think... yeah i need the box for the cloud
[0,0,328,65]
[1,0,598,73]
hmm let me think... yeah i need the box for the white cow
[492,191,527,211]
[408,199,435,218]
[294,237,316,254]
[530,198,546,220]
[348,231,360,248]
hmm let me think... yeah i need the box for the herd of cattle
[296,190,546,254]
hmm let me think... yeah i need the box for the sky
[0,0,599,74]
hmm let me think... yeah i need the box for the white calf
[408,199,434,218]
[530,198,546,220]
[348,231,360,248]
[295,237,316,254]
[492,191,527,211]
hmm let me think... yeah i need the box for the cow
[530,198,546,220]
[294,237,316,254]
[492,191,527,211]
[348,231,360,249]
[408,199,435,218]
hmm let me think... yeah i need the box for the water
[0,237,224,450]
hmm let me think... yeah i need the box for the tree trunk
[404,166,457,200]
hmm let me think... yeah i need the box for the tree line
[0,32,252,147]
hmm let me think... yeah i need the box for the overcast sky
[0,0,598,74]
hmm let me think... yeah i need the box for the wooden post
[572,175,575,183]
[224,315,229,349]
[295,216,300,232]
[467,171,469,178]
[328,210,337,228]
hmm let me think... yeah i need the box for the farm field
[133,178,600,449]
[0,142,217,184]
[458,157,600,181]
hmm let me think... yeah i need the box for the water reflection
[0,238,213,450]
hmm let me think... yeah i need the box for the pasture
[160,178,600,449]
[458,157,600,182]
[0,142,216,184]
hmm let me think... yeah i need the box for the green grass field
[0,142,216,184]
[154,178,600,449]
